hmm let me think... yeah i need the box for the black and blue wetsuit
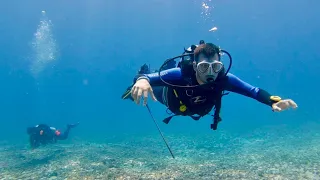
[27,123,79,149]
[133,67,279,121]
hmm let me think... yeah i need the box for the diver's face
[193,53,223,84]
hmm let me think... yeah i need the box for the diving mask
[195,60,224,83]
[196,61,223,74]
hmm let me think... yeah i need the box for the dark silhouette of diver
[27,122,79,149]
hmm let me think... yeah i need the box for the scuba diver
[122,40,298,130]
[27,122,79,149]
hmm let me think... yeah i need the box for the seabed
[1,126,319,180]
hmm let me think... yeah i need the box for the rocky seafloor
[1,125,320,180]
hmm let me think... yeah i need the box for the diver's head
[193,43,223,84]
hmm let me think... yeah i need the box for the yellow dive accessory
[270,96,281,102]
[173,89,187,112]
[179,104,187,112]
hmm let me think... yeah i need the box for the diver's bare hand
[130,78,157,106]
[272,99,298,112]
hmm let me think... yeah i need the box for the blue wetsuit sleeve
[133,68,183,86]
[223,73,279,106]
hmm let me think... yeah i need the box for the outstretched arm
[222,73,282,107]
[133,68,183,86]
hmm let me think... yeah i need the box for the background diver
[122,40,297,130]
[27,122,79,149]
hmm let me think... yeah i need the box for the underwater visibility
[1,0,319,179]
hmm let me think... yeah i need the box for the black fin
[163,116,174,124]
[121,85,133,100]
[138,63,150,74]
[211,117,222,130]
[67,122,79,129]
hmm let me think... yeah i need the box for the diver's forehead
[198,53,219,62]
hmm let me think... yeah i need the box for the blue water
[0,0,319,152]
